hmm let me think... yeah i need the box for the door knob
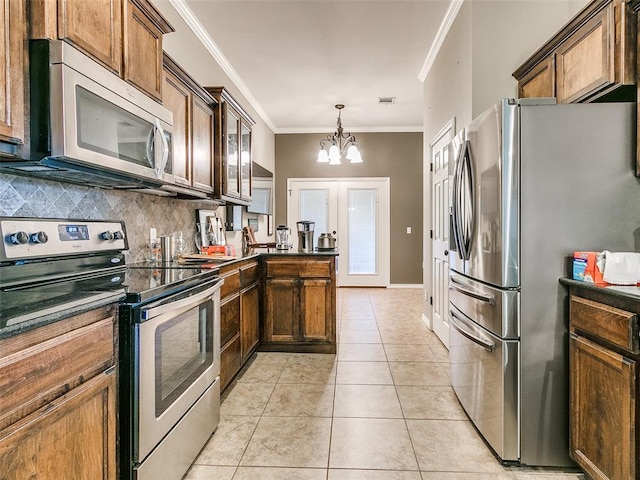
[444,250,449,256]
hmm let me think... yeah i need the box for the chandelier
[317,104,363,165]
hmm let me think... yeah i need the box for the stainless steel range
[0,217,222,480]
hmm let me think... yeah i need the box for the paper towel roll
[601,251,640,285]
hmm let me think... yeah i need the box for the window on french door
[347,188,377,275]
[299,188,329,247]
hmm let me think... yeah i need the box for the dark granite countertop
[0,291,125,340]
[2,250,339,340]
[560,277,640,303]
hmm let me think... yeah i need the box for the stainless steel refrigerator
[448,98,640,467]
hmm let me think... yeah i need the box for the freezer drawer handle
[450,310,496,351]
[450,277,495,305]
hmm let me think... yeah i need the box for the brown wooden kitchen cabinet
[30,0,173,102]
[205,86,255,205]
[218,258,260,391]
[0,304,118,479]
[629,0,640,175]
[0,0,26,157]
[163,54,216,194]
[262,256,337,353]
[568,291,639,480]
[513,0,636,103]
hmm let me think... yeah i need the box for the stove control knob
[8,231,29,245]
[30,231,48,244]
[113,231,124,240]
[101,231,114,241]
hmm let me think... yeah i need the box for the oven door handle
[141,278,223,320]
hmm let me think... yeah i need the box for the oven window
[154,301,213,416]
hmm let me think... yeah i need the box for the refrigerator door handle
[450,276,496,305]
[451,141,464,257]
[458,141,475,260]
[450,309,496,352]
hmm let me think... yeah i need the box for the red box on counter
[573,251,605,284]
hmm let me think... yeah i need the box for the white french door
[287,178,390,287]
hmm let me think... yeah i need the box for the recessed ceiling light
[378,97,396,105]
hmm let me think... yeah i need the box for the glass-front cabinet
[205,86,254,204]
[240,122,252,199]
[225,106,240,198]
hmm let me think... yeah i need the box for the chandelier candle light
[317,104,363,165]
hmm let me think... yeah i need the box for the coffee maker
[296,220,315,252]
[276,225,291,250]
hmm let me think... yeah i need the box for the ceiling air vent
[378,97,396,105]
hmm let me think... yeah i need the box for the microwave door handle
[450,276,496,305]
[153,119,169,179]
[450,310,496,352]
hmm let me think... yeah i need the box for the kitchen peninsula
[212,250,338,390]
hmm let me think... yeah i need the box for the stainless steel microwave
[0,40,176,190]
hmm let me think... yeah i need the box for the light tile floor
[185,288,586,480]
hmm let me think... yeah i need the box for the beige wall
[276,132,423,285]
[422,0,590,317]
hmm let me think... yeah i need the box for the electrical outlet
[406,226,412,234]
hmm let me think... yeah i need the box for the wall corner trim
[418,0,465,83]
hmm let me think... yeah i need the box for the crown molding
[276,125,424,135]
[418,0,465,83]
[168,0,276,132]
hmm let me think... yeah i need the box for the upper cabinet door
[57,0,123,75]
[224,106,241,198]
[123,0,164,101]
[0,0,26,151]
[556,5,615,103]
[240,121,252,200]
[163,67,192,187]
[191,96,215,193]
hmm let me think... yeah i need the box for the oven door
[134,277,221,462]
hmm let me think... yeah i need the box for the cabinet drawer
[240,262,259,288]
[570,296,639,354]
[220,270,240,299]
[220,293,240,346]
[220,334,241,391]
[266,260,332,278]
[0,317,115,430]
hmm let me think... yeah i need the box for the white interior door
[431,120,455,348]
[287,178,389,287]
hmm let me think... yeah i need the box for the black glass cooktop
[0,262,218,334]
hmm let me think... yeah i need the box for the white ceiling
[174,0,454,133]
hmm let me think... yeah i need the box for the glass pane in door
[348,189,377,274]
[225,108,239,196]
[299,189,328,246]
[76,86,155,167]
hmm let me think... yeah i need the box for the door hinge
[429,296,433,305]
[430,163,434,172]
[430,229,433,239]
[288,189,292,196]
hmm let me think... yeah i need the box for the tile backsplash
[0,172,223,262]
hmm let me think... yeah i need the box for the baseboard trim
[422,313,432,330]
[388,284,423,289]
